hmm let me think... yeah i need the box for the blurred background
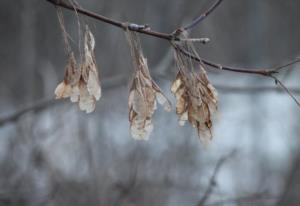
[0,0,300,205]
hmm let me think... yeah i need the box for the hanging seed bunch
[171,32,218,144]
[54,9,217,144]
[54,9,101,113]
[125,29,171,140]
[77,26,101,113]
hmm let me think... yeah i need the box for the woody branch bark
[45,0,297,77]
[181,0,224,31]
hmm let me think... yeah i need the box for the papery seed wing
[152,81,171,112]
[55,82,72,99]
[64,53,80,86]
[131,117,153,141]
[179,111,188,126]
[87,69,101,100]
[171,73,183,94]
[79,82,96,113]
[70,84,80,102]
[156,92,171,112]
[85,25,96,51]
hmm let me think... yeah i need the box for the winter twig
[182,0,224,31]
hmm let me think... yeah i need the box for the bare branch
[198,151,236,206]
[182,0,224,31]
[215,85,300,94]
[46,0,173,40]
[273,57,300,72]
[270,75,300,107]
[45,0,300,77]
[3,0,300,125]
[173,45,276,76]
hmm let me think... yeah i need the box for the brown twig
[270,75,300,107]
[45,0,300,77]
[172,44,300,106]
[173,44,277,76]
[46,0,173,40]
[215,85,300,94]
[273,57,300,71]
[182,0,224,31]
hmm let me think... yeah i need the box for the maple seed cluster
[54,27,218,143]
[170,39,218,144]
[55,27,101,113]
[126,30,171,140]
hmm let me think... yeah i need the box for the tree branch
[270,75,300,107]
[45,0,300,77]
[3,0,300,125]
[182,0,224,31]
[46,0,173,40]
[215,85,300,94]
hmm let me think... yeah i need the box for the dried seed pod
[171,35,218,144]
[126,30,171,140]
[55,52,81,100]
[81,26,101,101]
[171,69,218,144]
[55,25,102,113]
[78,80,96,113]
[74,26,101,113]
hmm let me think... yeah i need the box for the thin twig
[198,151,236,206]
[182,0,224,31]
[273,57,300,71]
[173,45,276,76]
[215,85,300,94]
[270,75,300,107]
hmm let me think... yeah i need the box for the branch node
[170,28,184,40]
[128,23,150,31]
[180,37,210,44]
